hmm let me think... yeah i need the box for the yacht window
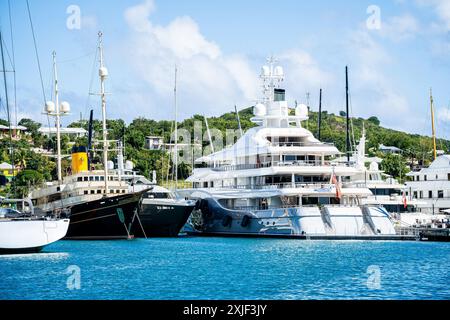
[90,190,95,194]
[448,173,450,181]
[84,190,88,195]
[419,191,423,199]
[438,190,444,198]
[417,176,420,181]
[77,177,83,182]
[97,190,102,194]
[413,191,418,199]
[424,175,427,181]
[429,191,433,198]
[89,176,94,181]
[436,174,438,180]
[95,176,100,181]
[84,176,88,181]
[100,176,105,181]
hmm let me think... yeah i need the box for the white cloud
[346,29,410,123]
[417,0,450,30]
[122,0,258,118]
[380,14,420,41]
[121,0,334,119]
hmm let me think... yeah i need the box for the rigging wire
[7,0,17,127]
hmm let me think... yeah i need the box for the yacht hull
[132,201,195,237]
[191,198,399,239]
[0,219,70,254]
[63,191,145,240]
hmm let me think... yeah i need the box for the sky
[0,0,449,138]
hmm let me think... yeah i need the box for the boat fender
[222,215,232,227]
[241,215,251,227]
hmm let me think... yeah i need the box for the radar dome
[107,160,114,170]
[99,67,108,79]
[295,104,308,118]
[45,101,55,113]
[261,66,270,77]
[274,66,284,77]
[369,161,379,171]
[60,101,70,113]
[125,160,134,170]
[254,103,266,116]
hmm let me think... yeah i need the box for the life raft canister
[222,215,232,227]
[241,215,251,227]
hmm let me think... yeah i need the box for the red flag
[402,191,407,209]
[332,172,342,199]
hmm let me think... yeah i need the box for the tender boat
[0,198,69,253]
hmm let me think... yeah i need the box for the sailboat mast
[0,31,16,192]
[345,66,350,164]
[98,32,109,194]
[318,88,322,140]
[430,88,437,160]
[52,51,63,182]
[174,65,178,190]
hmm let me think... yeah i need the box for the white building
[145,136,164,150]
[39,127,87,138]
[406,155,450,214]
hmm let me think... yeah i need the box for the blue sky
[0,0,449,138]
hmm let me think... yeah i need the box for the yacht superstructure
[180,59,397,238]
[341,129,424,214]
[406,155,450,215]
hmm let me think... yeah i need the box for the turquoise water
[0,237,449,300]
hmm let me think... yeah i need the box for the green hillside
[1,108,448,197]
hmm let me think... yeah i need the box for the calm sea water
[0,237,449,300]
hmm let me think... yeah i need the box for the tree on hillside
[367,116,380,126]
[380,154,410,182]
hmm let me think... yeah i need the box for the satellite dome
[295,104,308,118]
[125,160,134,170]
[274,66,284,77]
[99,67,108,79]
[45,101,55,113]
[254,103,266,116]
[369,161,379,171]
[60,101,70,113]
[107,160,114,170]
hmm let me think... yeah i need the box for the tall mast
[430,88,437,160]
[174,65,178,190]
[345,66,350,164]
[98,31,109,194]
[52,51,63,182]
[318,88,322,140]
[0,31,15,193]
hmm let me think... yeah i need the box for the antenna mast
[430,88,437,160]
[98,31,109,194]
[52,51,63,182]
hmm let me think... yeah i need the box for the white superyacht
[180,60,398,239]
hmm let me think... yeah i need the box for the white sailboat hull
[0,219,70,252]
